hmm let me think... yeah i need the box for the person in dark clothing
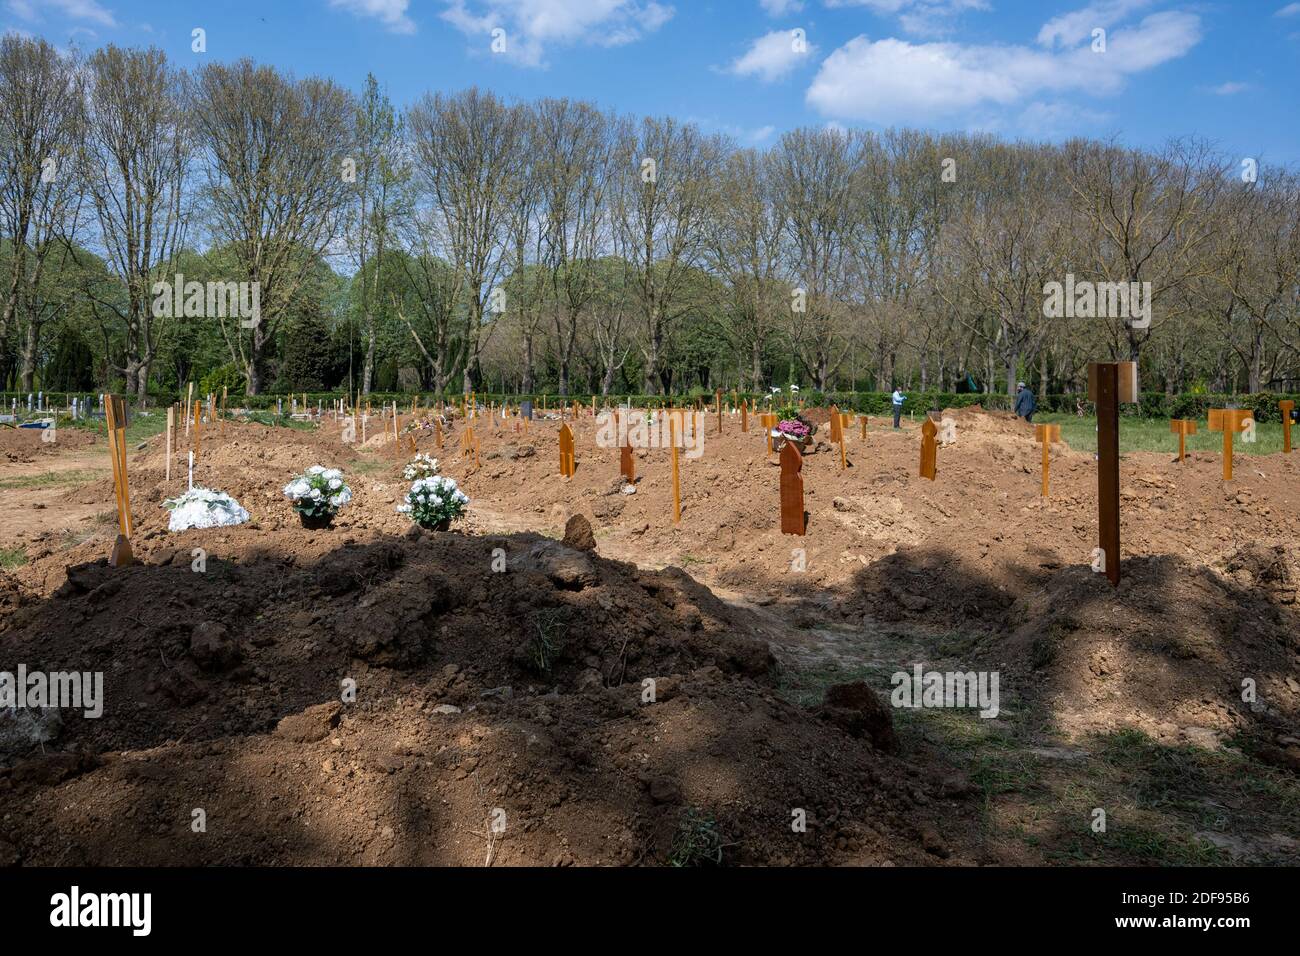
[1014,382,1036,422]
[891,386,906,429]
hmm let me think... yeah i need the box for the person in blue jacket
[1014,381,1036,422]
[891,386,906,429]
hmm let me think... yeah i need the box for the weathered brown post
[1035,423,1061,496]
[1208,408,1252,481]
[919,416,937,481]
[1088,361,1137,587]
[859,415,867,440]
[1280,400,1295,454]
[779,440,805,536]
[1169,418,1197,462]
[716,388,723,433]
[741,403,749,433]
[669,414,682,524]
[559,422,575,478]
[105,396,134,567]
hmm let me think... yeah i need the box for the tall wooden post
[165,406,174,482]
[1089,361,1136,587]
[105,396,134,567]
[1280,400,1295,454]
[716,388,723,433]
[669,414,681,525]
[741,403,748,433]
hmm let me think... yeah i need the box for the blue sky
[8,0,1300,161]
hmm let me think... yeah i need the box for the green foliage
[198,363,245,398]
[669,809,726,867]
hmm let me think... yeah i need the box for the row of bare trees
[2,35,1297,399]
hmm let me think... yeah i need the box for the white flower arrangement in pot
[397,475,468,531]
[402,453,439,482]
[283,466,352,529]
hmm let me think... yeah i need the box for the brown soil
[1,407,1298,866]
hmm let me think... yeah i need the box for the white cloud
[328,0,416,34]
[825,0,989,38]
[1209,81,1249,95]
[1037,0,1153,48]
[727,29,816,82]
[807,8,1201,123]
[7,0,116,28]
[759,0,804,14]
[1276,3,1300,16]
[440,0,673,67]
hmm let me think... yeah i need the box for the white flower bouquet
[163,487,250,532]
[402,453,439,482]
[283,466,352,526]
[397,475,468,530]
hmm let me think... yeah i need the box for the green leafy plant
[669,808,726,867]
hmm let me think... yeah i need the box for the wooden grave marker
[1169,418,1197,462]
[1035,422,1061,496]
[741,403,748,433]
[1088,361,1137,587]
[559,422,576,478]
[779,440,805,536]
[104,395,134,567]
[859,415,867,440]
[618,413,635,482]
[1280,400,1295,454]
[1208,408,1252,481]
[919,416,938,481]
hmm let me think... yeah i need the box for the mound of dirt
[0,527,957,866]
[975,545,1300,753]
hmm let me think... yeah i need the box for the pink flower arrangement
[777,418,810,439]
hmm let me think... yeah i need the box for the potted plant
[283,466,352,529]
[402,452,439,482]
[398,475,469,531]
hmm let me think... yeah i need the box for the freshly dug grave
[0,527,962,867]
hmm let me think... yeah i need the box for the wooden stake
[104,395,134,566]
[1280,400,1295,454]
[741,403,748,433]
[1035,423,1061,496]
[192,400,201,462]
[1169,418,1197,462]
[859,415,867,440]
[669,415,681,525]
[165,406,174,482]
[1208,408,1251,481]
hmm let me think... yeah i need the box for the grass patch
[0,468,104,490]
[0,546,27,568]
[668,808,727,867]
[1037,412,1287,455]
